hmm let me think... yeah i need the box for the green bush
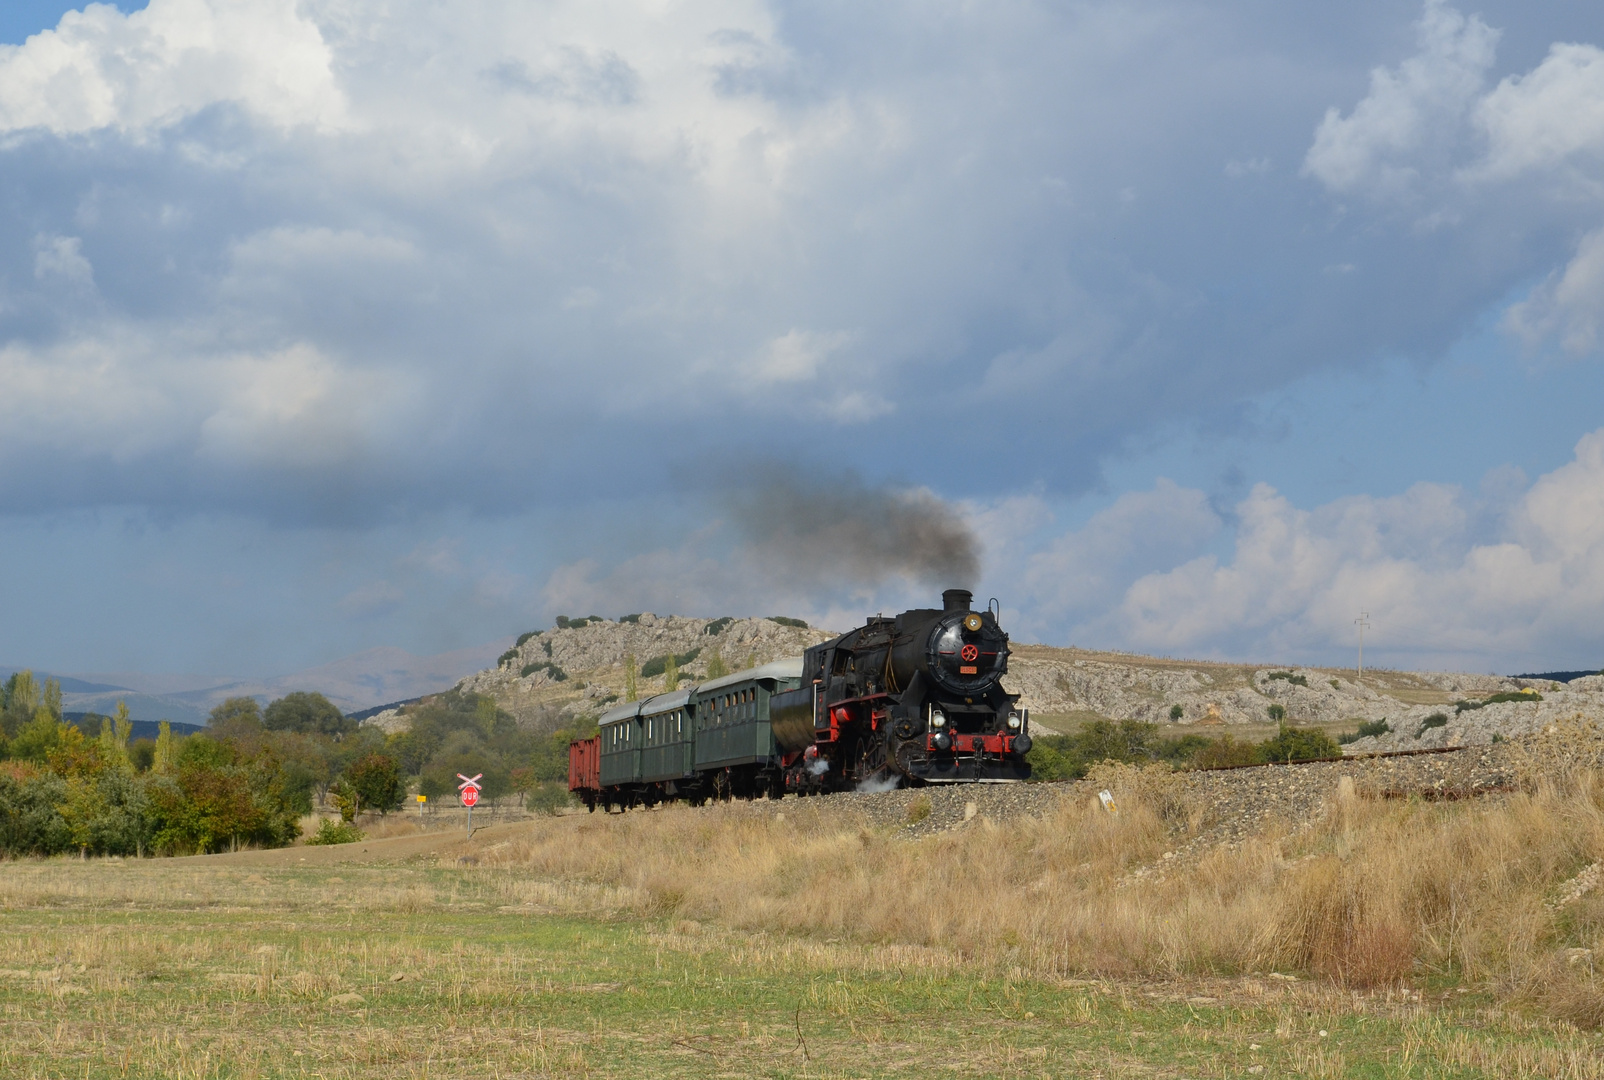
[1267,704,1286,722]
[1169,704,1183,721]
[1190,736,1262,768]
[519,661,568,682]
[1416,712,1449,737]
[0,769,72,856]
[305,818,364,845]
[906,795,932,824]
[1025,720,1203,781]
[1266,671,1308,687]
[1485,690,1542,705]
[703,617,735,636]
[497,648,519,667]
[59,769,152,856]
[1338,718,1390,744]
[768,616,808,629]
[620,614,642,624]
[639,648,700,679]
[1256,724,1340,763]
[525,781,575,816]
[515,631,538,647]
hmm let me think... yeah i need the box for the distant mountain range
[2,638,512,727]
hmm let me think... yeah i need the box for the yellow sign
[417,795,427,803]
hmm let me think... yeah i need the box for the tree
[1267,704,1286,722]
[624,655,638,702]
[263,692,351,737]
[342,753,404,816]
[146,738,302,855]
[148,764,261,854]
[60,769,151,858]
[1169,704,1183,721]
[11,711,66,765]
[510,766,534,807]
[705,651,728,680]
[210,696,263,732]
[153,721,175,775]
[663,652,678,690]
[2,670,42,738]
[98,705,133,773]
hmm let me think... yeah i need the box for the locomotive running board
[921,777,1023,784]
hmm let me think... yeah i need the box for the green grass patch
[2,857,1599,1078]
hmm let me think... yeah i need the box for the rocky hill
[368,614,833,732]
[373,613,1604,750]
[1004,645,1604,748]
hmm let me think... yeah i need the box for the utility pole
[1355,612,1371,690]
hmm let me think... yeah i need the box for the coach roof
[598,700,642,727]
[696,656,804,696]
[639,688,693,715]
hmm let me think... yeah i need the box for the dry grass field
[4,758,1604,1078]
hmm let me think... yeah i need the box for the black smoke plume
[726,468,980,591]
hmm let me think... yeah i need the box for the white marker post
[457,773,483,837]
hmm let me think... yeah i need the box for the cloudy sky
[3,0,1604,677]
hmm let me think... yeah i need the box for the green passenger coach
[692,658,803,800]
[597,700,642,788]
[581,657,805,810]
[639,688,695,789]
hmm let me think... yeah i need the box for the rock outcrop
[438,615,833,727]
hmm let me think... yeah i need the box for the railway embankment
[772,714,1603,859]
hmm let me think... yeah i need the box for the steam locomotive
[568,589,1032,810]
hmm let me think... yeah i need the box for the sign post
[457,773,483,836]
[416,793,427,817]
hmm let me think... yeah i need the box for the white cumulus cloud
[1303,0,1497,197]
[0,0,347,135]
[1082,431,1604,670]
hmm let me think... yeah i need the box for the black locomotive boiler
[771,588,1031,791]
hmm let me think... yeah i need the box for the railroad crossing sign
[457,773,484,836]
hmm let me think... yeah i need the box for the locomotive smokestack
[943,588,973,612]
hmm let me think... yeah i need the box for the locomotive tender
[568,589,1032,810]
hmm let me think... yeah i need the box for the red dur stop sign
[461,786,479,807]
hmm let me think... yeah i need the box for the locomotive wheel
[855,736,887,780]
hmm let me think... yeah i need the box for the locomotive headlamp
[930,709,947,728]
[1007,712,1022,730]
[933,731,952,751]
[963,613,983,632]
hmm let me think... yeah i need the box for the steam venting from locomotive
[730,469,980,589]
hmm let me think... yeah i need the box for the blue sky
[3,0,1604,677]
